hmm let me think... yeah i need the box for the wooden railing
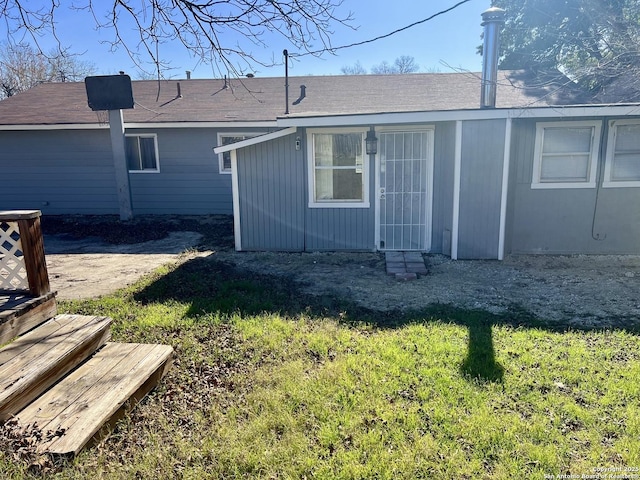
[0,210,50,297]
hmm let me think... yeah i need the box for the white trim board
[231,149,242,251]
[498,118,512,260]
[276,105,640,128]
[214,127,297,154]
[0,121,278,131]
[451,120,462,261]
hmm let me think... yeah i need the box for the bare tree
[371,60,396,75]
[393,55,419,74]
[0,0,354,78]
[368,56,420,75]
[0,43,96,98]
[340,60,367,75]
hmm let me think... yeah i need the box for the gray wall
[303,128,376,251]
[237,129,376,251]
[0,130,119,214]
[0,127,270,216]
[458,119,506,259]
[237,133,305,251]
[129,127,269,215]
[506,117,640,254]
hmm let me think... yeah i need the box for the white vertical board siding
[236,133,305,251]
[457,119,506,259]
[0,130,119,214]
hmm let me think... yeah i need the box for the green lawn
[2,256,639,479]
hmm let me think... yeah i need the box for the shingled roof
[0,70,599,126]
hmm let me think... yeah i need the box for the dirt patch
[41,215,232,300]
[41,215,640,329]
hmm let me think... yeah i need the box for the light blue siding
[431,122,456,254]
[458,119,506,259]
[305,207,375,251]
[0,127,270,215]
[237,133,305,251]
[127,128,254,215]
[0,130,119,214]
[507,117,640,254]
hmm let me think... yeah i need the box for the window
[604,120,640,188]
[531,121,601,189]
[308,129,369,208]
[217,133,257,173]
[125,134,159,173]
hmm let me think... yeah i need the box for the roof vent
[292,85,306,105]
[480,7,505,109]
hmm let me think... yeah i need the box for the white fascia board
[0,121,277,131]
[276,104,640,128]
[124,121,277,129]
[214,126,297,154]
[0,124,108,131]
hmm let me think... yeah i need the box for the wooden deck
[16,342,173,456]
[0,291,57,345]
[1,210,173,459]
[0,314,112,421]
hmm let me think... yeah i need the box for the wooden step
[0,314,111,421]
[15,342,173,457]
[0,291,57,345]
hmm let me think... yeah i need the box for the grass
[2,256,640,479]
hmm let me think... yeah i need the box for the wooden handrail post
[0,210,50,296]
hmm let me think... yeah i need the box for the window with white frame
[604,120,640,187]
[125,134,159,172]
[308,129,369,208]
[531,121,601,188]
[217,133,257,173]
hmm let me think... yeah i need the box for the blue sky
[2,0,492,78]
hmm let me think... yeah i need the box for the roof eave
[276,104,640,127]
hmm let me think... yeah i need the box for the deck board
[15,342,173,456]
[0,314,111,420]
[0,291,57,345]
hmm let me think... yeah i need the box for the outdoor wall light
[366,128,378,155]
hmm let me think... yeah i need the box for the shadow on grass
[460,319,505,383]
[134,256,638,384]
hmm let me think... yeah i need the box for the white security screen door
[378,130,433,251]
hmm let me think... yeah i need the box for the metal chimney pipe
[186,71,191,80]
[480,7,505,109]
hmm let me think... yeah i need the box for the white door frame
[374,125,435,251]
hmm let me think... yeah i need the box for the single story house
[1,7,639,259]
[1,69,638,260]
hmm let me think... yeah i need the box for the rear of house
[1,72,639,258]
[226,99,640,258]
